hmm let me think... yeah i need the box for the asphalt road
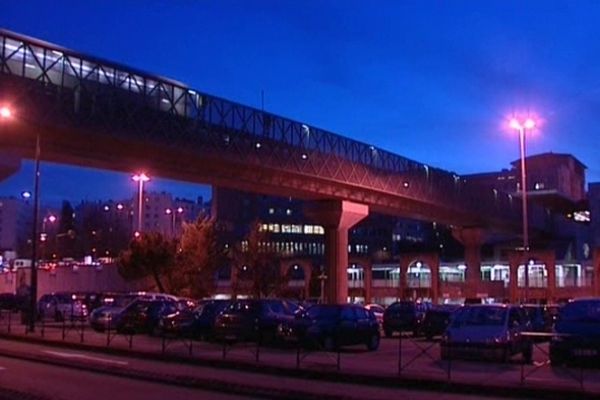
[0,354,255,400]
[0,339,513,400]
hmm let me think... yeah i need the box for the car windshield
[105,295,135,308]
[452,307,506,327]
[560,301,600,323]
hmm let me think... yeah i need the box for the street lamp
[509,117,536,302]
[2,105,42,331]
[165,206,184,237]
[41,214,57,261]
[0,106,12,119]
[132,173,150,234]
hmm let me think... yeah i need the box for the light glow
[509,118,522,130]
[132,172,150,182]
[524,118,536,129]
[0,106,12,119]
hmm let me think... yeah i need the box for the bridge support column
[305,200,368,304]
[452,227,486,298]
[430,263,440,304]
[595,249,600,296]
[364,263,372,304]
[508,252,520,303]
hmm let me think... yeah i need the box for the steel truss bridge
[0,29,550,232]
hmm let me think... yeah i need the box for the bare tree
[233,220,289,299]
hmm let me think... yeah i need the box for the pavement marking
[42,350,129,366]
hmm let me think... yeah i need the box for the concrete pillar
[509,255,519,303]
[231,265,239,300]
[430,262,440,304]
[305,200,369,304]
[547,257,556,303]
[452,227,486,294]
[399,259,408,300]
[594,248,600,296]
[364,264,372,304]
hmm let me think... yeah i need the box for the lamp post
[509,117,536,303]
[132,173,149,234]
[1,105,40,331]
[165,206,184,237]
[41,214,57,262]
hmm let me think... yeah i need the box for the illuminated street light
[0,106,12,119]
[41,214,57,261]
[165,206,184,237]
[509,116,537,302]
[132,173,150,233]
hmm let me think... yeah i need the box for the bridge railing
[0,29,547,229]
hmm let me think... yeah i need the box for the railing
[1,309,598,397]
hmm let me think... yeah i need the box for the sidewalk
[0,319,597,400]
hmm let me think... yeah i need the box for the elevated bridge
[0,29,553,302]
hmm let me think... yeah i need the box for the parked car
[292,304,380,351]
[89,293,138,331]
[0,293,26,312]
[114,298,181,335]
[440,304,532,363]
[421,305,458,340]
[364,303,385,327]
[382,301,430,337]
[550,298,600,366]
[523,304,559,337]
[213,299,298,344]
[159,299,231,339]
[37,293,88,322]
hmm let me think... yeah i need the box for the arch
[400,252,440,303]
[508,249,556,303]
[280,258,313,299]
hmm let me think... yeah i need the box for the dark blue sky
[2,1,600,204]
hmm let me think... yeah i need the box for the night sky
[2,1,600,205]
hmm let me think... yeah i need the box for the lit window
[286,208,292,215]
[534,182,545,190]
[268,208,275,214]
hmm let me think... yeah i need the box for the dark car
[159,299,231,339]
[214,299,298,344]
[550,298,600,366]
[421,305,458,340]
[383,301,430,337]
[523,304,559,338]
[37,293,88,322]
[441,304,533,363]
[292,304,380,351]
[115,299,179,335]
[0,293,26,312]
